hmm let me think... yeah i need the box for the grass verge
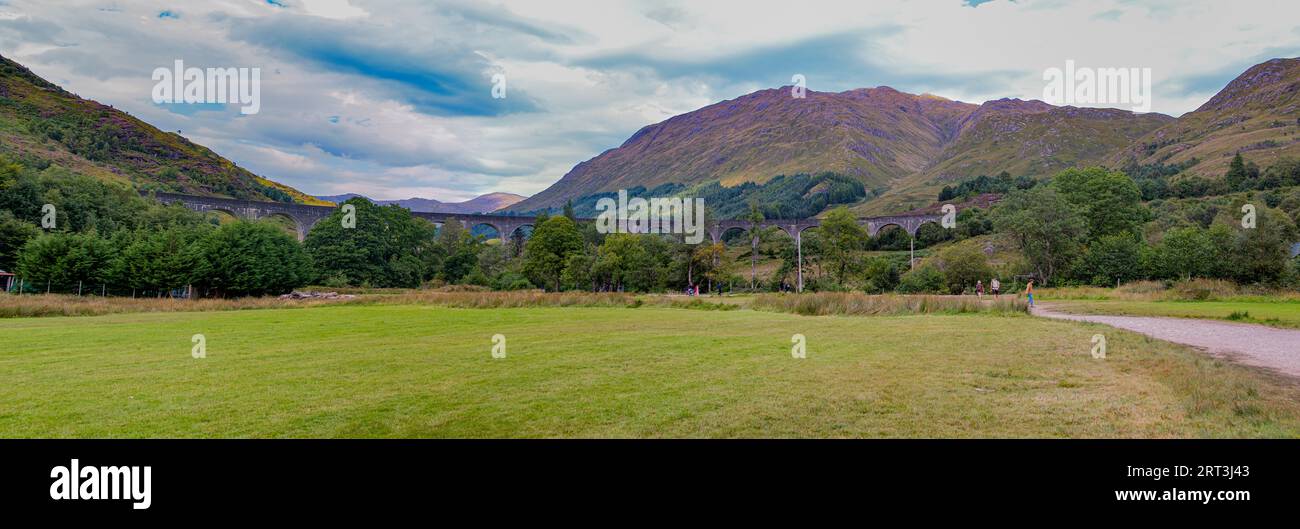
[1043,299,1300,329]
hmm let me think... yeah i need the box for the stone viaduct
[152,191,944,243]
[150,192,538,242]
[708,213,943,244]
[149,192,946,292]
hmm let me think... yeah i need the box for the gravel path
[1033,304,1300,378]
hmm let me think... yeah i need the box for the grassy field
[1044,299,1300,329]
[3,302,1299,438]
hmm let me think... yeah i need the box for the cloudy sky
[1,0,1297,201]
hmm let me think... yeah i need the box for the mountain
[507,85,1172,214]
[861,100,1174,214]
[1107,57,1300,177]
[315,192,526,213]
[0,53,328,205]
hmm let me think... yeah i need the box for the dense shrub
[896,265,946,293]
[191,221,313,297]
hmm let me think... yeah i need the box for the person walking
[990,277,1000,299]
[1024,279,1035,308]
[976,279,984,298]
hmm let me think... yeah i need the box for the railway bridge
[149,192,947,291]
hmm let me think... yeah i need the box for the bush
[896,265,946,294]
[935,244,992,294]
[493,271,536,291]
[321,273,350,288]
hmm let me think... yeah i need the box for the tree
[1225,204,1298,284]
[692,242,728,294]
[814,207,867,285]
[436,220,479,284]
[1078,233,1142,286]
[191,220,312,297]
[745,203,764,289]
[118,225,208,295]
[1226,153,1248,191]
[1052,167,1146,239]
[896,264,945,293]
[303,198,440,287]
[594,233,651,291]
[1154,227,1213,280]
[992,186,1088,286]
[954,207,993,240]
[936,244,992,294]
[0,211,39,272]
[16,230,118,293]
[523,215,583,291]
[561,249,596,291]
[863,256,900,294]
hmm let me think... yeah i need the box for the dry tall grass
[0,290,644,318]
[0,293,330,318]
[1040,279,1300,302]
[374,290,638,308]
[2,290,1026,319]
[749,292,1028,316]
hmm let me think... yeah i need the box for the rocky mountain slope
[1107,57,1300,177]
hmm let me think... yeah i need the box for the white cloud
[0,0,1297,202]
[299,0,368,20]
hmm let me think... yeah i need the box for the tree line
[3,152,1299,297]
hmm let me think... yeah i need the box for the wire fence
[3,278,195,299]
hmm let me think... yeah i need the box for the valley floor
[3,302,1299,438]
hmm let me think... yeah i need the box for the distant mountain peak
[315,192,526,214]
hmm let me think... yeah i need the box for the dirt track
[1033,304,1300,379]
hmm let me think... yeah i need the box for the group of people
[974,278,1034,307]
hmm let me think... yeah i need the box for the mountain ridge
[314,191,526,214]
[507,83,1176,214]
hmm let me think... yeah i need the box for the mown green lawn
[1044,299,1300,329]
[2,304,1298,438]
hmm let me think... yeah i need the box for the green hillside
[0,53,327,205]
